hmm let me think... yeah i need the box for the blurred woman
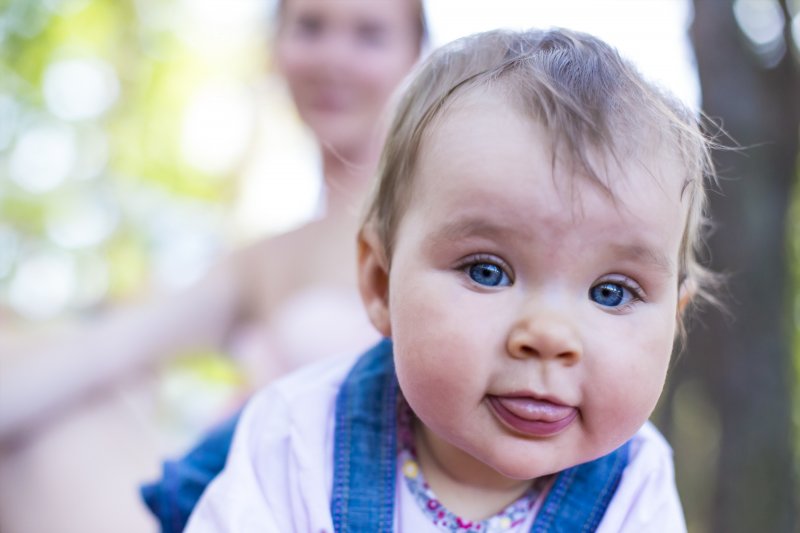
[0,0,425,531]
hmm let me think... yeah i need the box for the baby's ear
[357,225,392,337]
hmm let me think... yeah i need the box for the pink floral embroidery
[397,398,543,533]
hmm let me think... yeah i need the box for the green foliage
[0,0,241,317]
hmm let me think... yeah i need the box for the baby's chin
[484,456,572,482]
[476,439,620,482]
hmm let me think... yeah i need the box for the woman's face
[276,0,420,159]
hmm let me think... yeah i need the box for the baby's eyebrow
[427,217,520,244]
[426,217,676,275]
[609,243,675,275]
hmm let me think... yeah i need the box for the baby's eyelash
[589,275,647,311]
[617,278,645,301]
[455,254,514,286]
[456,254,512,272]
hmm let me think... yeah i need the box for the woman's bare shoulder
[228,218,352,318]
[234,220,326,273]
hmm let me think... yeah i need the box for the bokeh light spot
[9,122,77,194]
[43,57,120,121]
[180,81,256,176]
[8,250,76,320]
[45,190,118,249]
[733,0,787,67]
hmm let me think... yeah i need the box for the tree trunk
[664,0,799,531]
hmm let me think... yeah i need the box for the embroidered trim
[397,400,542,532]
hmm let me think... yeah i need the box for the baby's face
[385,88,688,485]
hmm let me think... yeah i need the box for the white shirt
[186,354,686,533]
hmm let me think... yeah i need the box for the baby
[185,28,715,532]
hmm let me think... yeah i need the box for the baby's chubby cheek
[390,299,474,403]
[585,352,670,442]
[392,329,459,397]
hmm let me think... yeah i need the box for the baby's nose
[506,312,582,365]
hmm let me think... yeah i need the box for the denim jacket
[142,339,630,532]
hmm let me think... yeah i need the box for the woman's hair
[362,28,719,316]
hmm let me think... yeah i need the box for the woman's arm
[0,252,248,443]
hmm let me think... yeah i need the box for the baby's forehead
[419,83,688,204]
[405,94,687,272]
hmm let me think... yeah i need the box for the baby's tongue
[494,397,574,422]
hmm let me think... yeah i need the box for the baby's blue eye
[589,282,631,307]
[468,262,511,287]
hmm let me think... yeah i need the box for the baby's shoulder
[240,353,361,441]
[597,421,686,532]
[628,421,674,465]
[186,352,357,532]
[621,421,677,491]
[271,351,362,401]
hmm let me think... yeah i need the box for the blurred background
[0,0,797,532]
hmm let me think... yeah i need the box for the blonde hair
[363,28,717,311]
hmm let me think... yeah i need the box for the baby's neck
[414,423,535,521]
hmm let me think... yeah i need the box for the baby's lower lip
[488,395,577,437]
